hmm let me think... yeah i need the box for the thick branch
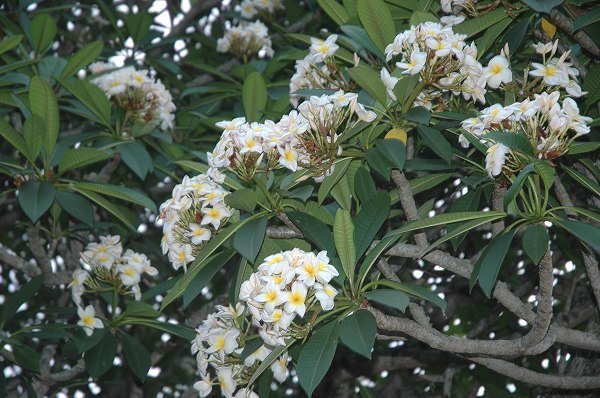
[491,185,506,236]
[550,9,600,58]
[391,170,428,247]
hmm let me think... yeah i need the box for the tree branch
[391,170,428,247]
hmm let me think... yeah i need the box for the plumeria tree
[1,0,600,397]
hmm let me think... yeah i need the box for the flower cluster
[191,249,338,397]
[159,174,232,271]
[289,35,355,103]
[70,236,157,335]
[216,20,273,59]
[441,0,477,15]
[239,0,284,18]
[528,41,585,97]
[207,91,375,182]
[89,63,176,131]
[459,92,592,177]
[383,22,510,107]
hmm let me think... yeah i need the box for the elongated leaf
[357,0,396,52]
[183,249,236,307]
[13,344,40,373]
[1,275,43,323]
[484,131,534,156]
[286,211,335,255]
[161,212,268,310]
[30,14,57,53]
[232,216,268,263]
[0,35,23,57]
[175,160,244,190]
[18,181,55,223]
[123,318,195,340]
[334,209,356,282]
[454,8,509,37]
[121,334,151,382]
[55,190,94,225]
[61,41,103,78]
[573,8,600,31]
[403,106,431,125]
[340,310,377,358]
[118,142,153,179]
[387,211,505,238]
[556,219,600,256]
[340,25,385,60]
[74,189,138,231]
[225,189,258,213]
[318,158,353,204]
[471,230,516,297]
[58,147,110,175]
[348,66,388,105]
[354,166,377,204]
[366,146,392,179]
[318,0,350,25]
[408,173,453,196]
[74,182,156,213]
[60,78,111,127]
[122,301,160,318]
[29,76,59,161]
[248,341,293,386]
[297,322,340,397]
[522,224,549,264]
[364,289,410,312]
[22,115,45,162]
[424,215,503,255]
[417,125,452,163]
[243,72,267,122]
[0,117,28,155]
[583,64,600,107]
[85,332,117,378]
[563,165,600,198]
[364,279,447,311]
[127,12,153,44]
[354,192,391,259]
[503,163,535,207]
[376,138,406,170]
[520,0,563,13]
[568,142,600,155]
[476,17,513,57]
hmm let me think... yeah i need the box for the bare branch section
[391,170,428,247]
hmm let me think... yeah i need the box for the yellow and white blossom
[77,305,103,336]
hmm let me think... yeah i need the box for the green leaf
[286,211,336,255]
[403,106,431,125]
[534,161,555,192]
[118,142,152,179]
[555,219,600,256]
[454,8,509,37]
[22,115,45,162]
[483,131,534,156]
[75,190,138,231]
[365,279,447,311]
[55,190,94,225]
[224,189,258,213]
[13,344,41,373]
[248,341,293,386]
[393,74,419,105]
[573,8,600,31]
[230,257,253,305]
[354,192,391,259]
[387,211,505,238]
[183,249,236,307]
[0,117,28,155]
[357,0,396,53]
[503,163,535,207]
[376,138,406,169]
[18,181,55,223]
[475,17,513,57]
[334,209,356,282]
[85,331,117,378]
[522,224,549,264]
[0,35,23,57]
[1,275,43,323]
[364,289,409,312]
[318,158,353,205]
[563,165,600,198]
[61,41,104,78]
[297,322,340,397]
[416,125,452,163]
[30,14,57,53]
[174,160,244,191]
[123,318,195,340]
[424,215,504,255]
[348,66,388,105]
[568,142,600,155]
[366,147,392,179]
[520,0,563,13]
[123,301,160,318]
[232,216,268,263]
[29,76,59,162]
[408,173,453,195]
[74,182,156,213]
[354,166,377,204]
[242,72,267,122]
[583,64,600,107]
[318,0,350,25]
[121,334,151,382]
[340,25,385,60]
[60,78,111,127]
[340,310,377,359]
[470,230,516,297]
[160,212,268,310]
[127,12,153,44]
[58,147,110,175]
[500,17,530,56]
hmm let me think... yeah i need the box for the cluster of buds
[207,91,375,182]
[216,20,274,60]
[191,249,339,397]
[69,236,157,335]
[527,40,585,97]
[290,35,356,104]
[383,22,510,108]
[459,92,592,177]
[239,0,284,19]
[159,174,232,271]
[89,62,176,131]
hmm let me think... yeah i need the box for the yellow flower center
[546,65,557,76]
[208,208,221,218]
[82,315,94,326]
[215,336,225,350]
[491,64,503,75]
[289,291,304,306]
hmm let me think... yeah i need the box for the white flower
[330,90,357,107]
[396,48,427,75]
[243,345,271,367]
[485,143,509,177]
[264,308,295,330]
[118,263,141,286]
[315,283,338,310]
[278,145,299,171]
[201,205,232,229]
[193,375,213,397]
[532,41,557,55]
[283,281,308,317]
[310,35,339,62]
[69,269,88,288]
[188,223,212,245]
[529,62,568,86]
[425,36,451,57]
[234,388,259,398]
[270,353,289,383]
[380,68,399,101]
[483,55,512,89]
[169,243,195,270]
[351,100,377,122]
[217,367,237,398]
[255,282,288,313]
[77,305,103,336]
[206,329,240,359]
